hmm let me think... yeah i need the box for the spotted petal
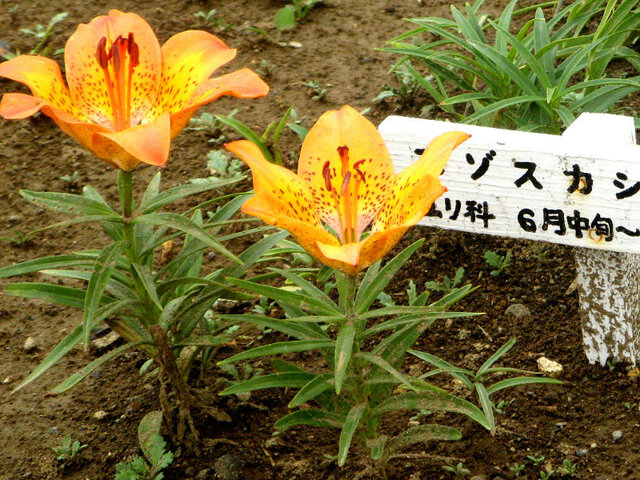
[64,9,161,128]
[168,68,269,139]
[146,31,236,123]
[298,105,395,236]
[373,131,469,232]
[0,55,80,118]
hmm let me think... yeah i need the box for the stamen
[96,37,109,69]
[94,32,140,131]
[353,159,366,183]
[341,171,354,242]
[322,161,332,191]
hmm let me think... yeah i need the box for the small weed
[540,470,555,480]
[302,80,329,101]
[495,397,515,414]
[372,62,421,104]
[186,109,238,144]
[510,462,526,476]
[484,250,511,277]
[527,454,546,467]
[115,432,173,480]
[425,266,465,293]
[204,150,243,179]
[51,434,87,467]
[443,461,470,476]
[606,357,619,371]
[59,171,80,185]
[255,59,275,78]
[623,402,638,411]
[0,230,31,246]
[18,12,68,57]
[559,459,577,476]
[192,9,233,30]
[274,0,324,31]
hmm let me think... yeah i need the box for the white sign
[379,114,640,253]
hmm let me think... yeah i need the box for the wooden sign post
[379,112,640,366]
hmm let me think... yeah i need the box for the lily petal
[0,55,80,117]
[226,140,319,225]
[148,30,236,121]
[64,9,161,128]
[168,68,269,139]
[373,131,469,232]
[298,105,395,234]
[91,112,171,171]
[0,93,46,119]
[315,242,362,275]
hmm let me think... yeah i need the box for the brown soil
[1,1,639,480]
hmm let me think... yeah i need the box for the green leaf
[12,299,134,393]
[51,341,142,394]
[225,230,289,278]
[219,372,315,396]
[356,352,416,391]
[374,389,490,431]
[4,282,89,309]
[226,277,340,316]
[140,176,242,213]
[133,212,241,264]
[383,424,461,461]
[0,254,96,278]
[218,339,334,365]
[219,314,330,340]
[289,373,334,408]
[270,267,340,313]
[131,263,163,312]
[355,240,424,314]
[140,171,162,210]
[475,381,495,434]
[334,323,355,394]
[83,242,125,347]
[138,411,163,464]
[485,376,562,396]
[20,190,118,217]
[274,5,296,30]
[477,338,516,377]
[275,409,343,431]
[338,403,366,466]
[408,349,474,390]
[216,115,275,163]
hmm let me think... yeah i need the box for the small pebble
[23,337,38,353]
[93,410,108,421]
[214,454,243,480]
[197,469,210,480]
[537,357,563,376]
[576,448,588,457]
[612,430,623,441]
[505,303,530,318]
[2,376,12,384]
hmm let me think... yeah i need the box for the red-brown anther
[96,36,109,69]
[129,41,140,68]
[112,41,122,72]
[322,160,332,191]
[353,159,366,182]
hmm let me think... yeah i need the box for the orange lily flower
[0,10,269,171]
[227,105,469,275]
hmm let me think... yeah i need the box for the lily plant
[0,10,272,442]
[219,106,559,468]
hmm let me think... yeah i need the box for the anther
[322,161,332,191]
[96,37,109,69]
[353,159,366,182]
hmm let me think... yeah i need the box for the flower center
[322,146,367,244]
[95,33,140,131]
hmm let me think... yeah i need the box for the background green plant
[381,0,640,132]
